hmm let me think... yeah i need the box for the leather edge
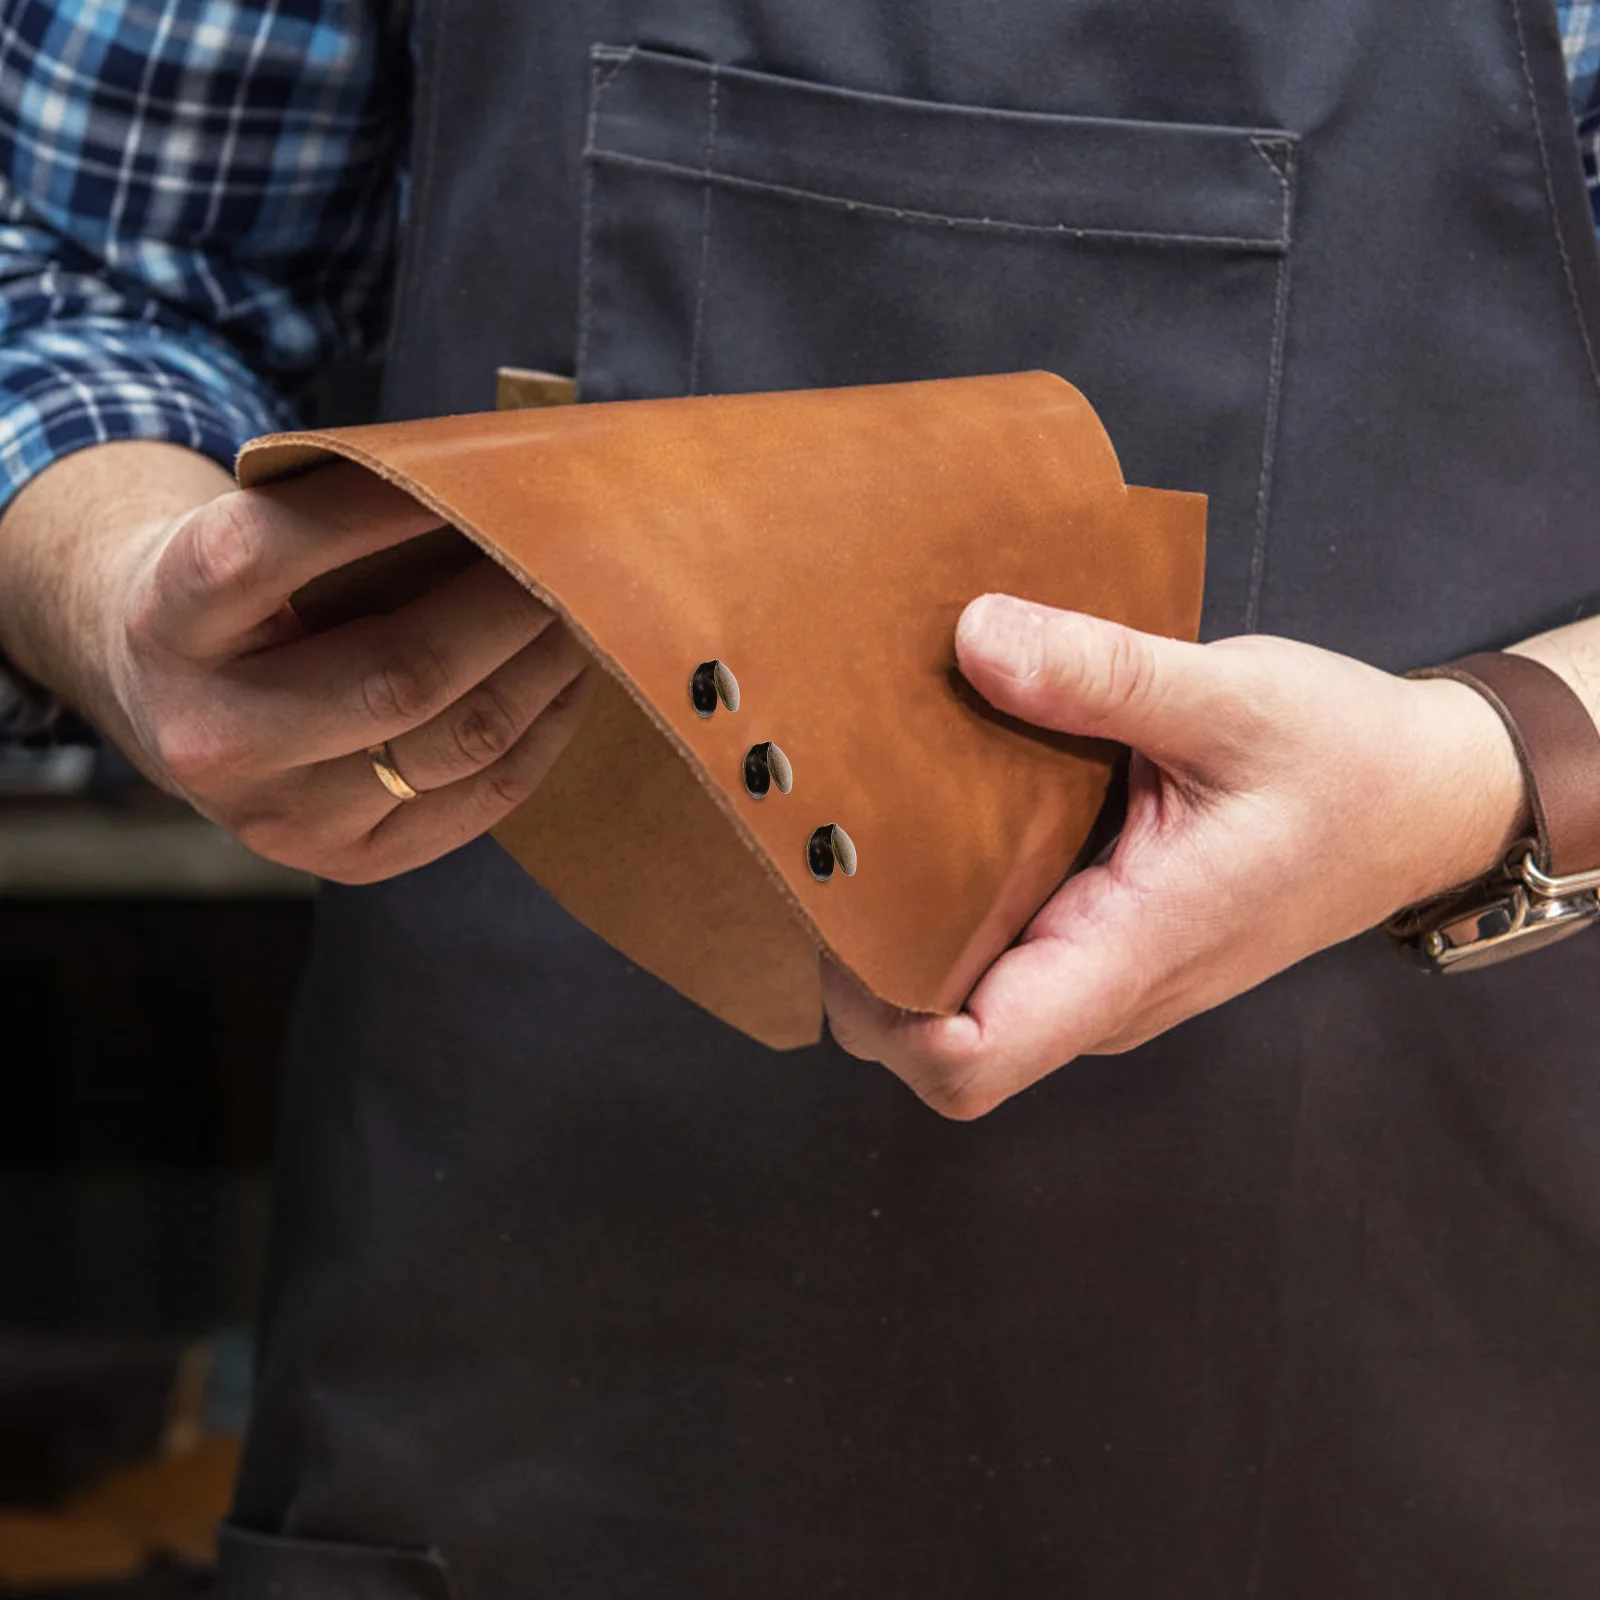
[240,433,832,1025]
[238,410,1208,1024]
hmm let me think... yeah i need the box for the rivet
[744,741,793,798]
[807,823,857,882]
[690,659,739,717]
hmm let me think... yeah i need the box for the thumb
[955,593,1221,763]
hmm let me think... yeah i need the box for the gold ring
[367,741,419,802]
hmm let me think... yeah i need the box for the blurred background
[0,731,312,1596]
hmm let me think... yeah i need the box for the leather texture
[1420,651,1600,877]
[238,372,1205,1047]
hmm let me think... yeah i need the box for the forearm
[0,442,231,738]
[0,0,402,734]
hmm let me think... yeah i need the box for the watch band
[1414,651,1600,878]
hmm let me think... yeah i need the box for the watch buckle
[1394,842,1600,973]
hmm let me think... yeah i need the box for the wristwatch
[1388,651,1600,973]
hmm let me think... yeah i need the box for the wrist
[0,442,231,735]
[1387,651,1600,971]
[1394,675,1530,903]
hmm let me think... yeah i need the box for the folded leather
[237,372,1205,1049]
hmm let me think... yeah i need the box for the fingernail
[959,594,1043,681]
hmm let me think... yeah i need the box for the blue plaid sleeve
[0,0,406,512]
[1558,1,1600,233]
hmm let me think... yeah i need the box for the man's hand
[0,442,593,882]
[823,593,1531,1120]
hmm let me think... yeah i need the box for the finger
[222,557,558,769]
[386,621,590,793]
[153,462,445,658]
[955,595,1235,769]
[824,867,1166,1119]
[821,959,981,1069]
[331,667,598,882]
[292,621,590,830]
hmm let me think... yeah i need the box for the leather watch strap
[1416,651,1600,878]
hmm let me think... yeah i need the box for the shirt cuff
[0,317,300,516]
[0,319,300,744]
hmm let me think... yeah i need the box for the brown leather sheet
[237,372,1205,1048]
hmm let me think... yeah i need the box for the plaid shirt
[1,2,1599,734]
[1566,1,1600,218]
[0,0,405,508]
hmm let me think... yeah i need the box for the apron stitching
[576,48,631,400]
[1249,134,1294,187]
[1243,140,1296,633]
[687,65,722,396]
[595,45,632,95]
[587,152,1289,251]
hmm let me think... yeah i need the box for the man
[3,0,1600,1593]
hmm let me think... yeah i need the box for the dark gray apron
[220,3,1600,1595]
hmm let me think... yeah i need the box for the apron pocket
[579,44,1296,634]
[216,1522,458,1599]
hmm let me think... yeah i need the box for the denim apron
[220,3,1600,1594]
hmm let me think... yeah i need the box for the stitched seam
[603,47,1293,149]
[589,150,1290,251]
[593,44,632,94]
[1249,133,1293,183]
[577,46,640,398]
[574,54,605,399]
[686,65,721,396]
[1509,0,1600,396]
[1244,142,1296,631]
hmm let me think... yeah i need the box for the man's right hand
[0,441,594,882]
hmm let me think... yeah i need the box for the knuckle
[323,829,427,887]
[180,493,265,599]
[1092,625,1158,718]
[152,718,248,790]
[294,822,382,884]
[451,683,519,766]
[919,1071,1000,1123]
[229,805,295,860]
[361,640,452,726]
[482,755,538,812]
